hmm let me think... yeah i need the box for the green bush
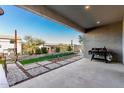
[56,47,60,52]
[35,48,41,54]
[0,57,4,64]
[67,46,73,51]
[28,51,33,55]
[0,60,4,64]
[41,47,48,54]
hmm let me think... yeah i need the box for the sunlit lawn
[20,52,75,65]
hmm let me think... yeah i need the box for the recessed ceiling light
[84,5,91,10]
[96,21,100,24]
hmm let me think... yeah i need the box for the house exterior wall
[0,64,9,88]
[73,45,81,52]
[0,39,22,54]
[83,22,122,63]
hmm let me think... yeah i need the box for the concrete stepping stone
[27,66,49,76]
[65,56,81,62]
[65,58,75,62]
[23,63,40,70]
[7,64,28,86]
[57,61,71,65]
[72,56,81,59]
[45,63,61,69]
[37,61,52,66]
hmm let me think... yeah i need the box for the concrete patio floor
[0,65,9,88]
[13,58,124,88]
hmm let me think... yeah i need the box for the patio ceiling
[18,5,124,32]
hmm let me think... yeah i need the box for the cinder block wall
[83,21,122,63]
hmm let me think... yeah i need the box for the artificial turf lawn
[0,59,4,64]
[20,52,75,65]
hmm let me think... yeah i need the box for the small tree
[67,45,72,51]
[23,35,45,55]
[56,47,60,53]
[79,35,84,45]
[41,47,48,54]
[57,43,68,52]
[35,48,41,54]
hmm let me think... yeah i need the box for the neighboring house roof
[41,43,80,46]
[0,35,21,40]
[45,43,59,46]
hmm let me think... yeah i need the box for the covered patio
[1,5,124,88]
[13,5,124,88]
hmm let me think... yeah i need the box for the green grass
[20,52,75,65]
[0,59,4,64]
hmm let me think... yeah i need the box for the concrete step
[0,64,9,88]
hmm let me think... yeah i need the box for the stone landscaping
[7,64,29,86]
[6,54,82,87]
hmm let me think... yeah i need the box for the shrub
[56,47,60,53]
[67,46,73,51]
[28,51,33,55]
[0,56,2,60]
[35,48,41,54]
[41,47,48,54]
[0,56,4,64]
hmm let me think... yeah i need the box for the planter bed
[20,52,75,65]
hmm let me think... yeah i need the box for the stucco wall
[0,39,22,54]
[83,22,122,63]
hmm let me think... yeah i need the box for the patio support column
[123,19,124,64]
[14,30,18,63]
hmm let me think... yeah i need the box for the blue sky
[0,5,81,44]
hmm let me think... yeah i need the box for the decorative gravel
[23,63,40,70]
[27,66,49,76]
[7,64,28,86]
[37,61,52,66]
[45,63,61,69]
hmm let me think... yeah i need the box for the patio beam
[17,5,85,33]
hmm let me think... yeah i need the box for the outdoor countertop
[0,64,9,88]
